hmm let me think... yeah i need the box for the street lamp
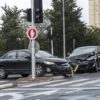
[63,0,66,59]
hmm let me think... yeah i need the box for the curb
[0,83,15,89]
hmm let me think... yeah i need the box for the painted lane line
[3,87,100,91]
[47,79,89,87]
[71,79,100,86]
[18,79,65,87]
[65,89,82,94]
[22,90,58,99]
[0,80,8,83]
[0,92,24,100]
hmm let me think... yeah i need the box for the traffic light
[26,8,31,22]
[34,0,43,23]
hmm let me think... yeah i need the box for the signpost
[26,27,38,79]
[26,0,42,79]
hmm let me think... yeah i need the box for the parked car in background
[67,46,100,72]
[0,50,73,79]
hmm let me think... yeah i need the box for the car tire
[64,67,74,78]
[21,74,29,77]
[35,64,45,76]
[0,68,8,79]
[89,61,98,72]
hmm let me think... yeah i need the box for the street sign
[26,28,38,40]
[28,41,40,53]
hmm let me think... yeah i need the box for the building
[89,0,100,28]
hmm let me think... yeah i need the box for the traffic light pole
[31,0,35,79]
[63,0,66,59]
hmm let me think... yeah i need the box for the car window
[4,51,16,59]
[70,46,96,56]
[17,51,30,59]
[35,50,54,58]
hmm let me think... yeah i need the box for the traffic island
[14,75,65,85]
[0,75,66,90]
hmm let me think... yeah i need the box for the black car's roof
[70,46,100,57]
[76,46,97,49]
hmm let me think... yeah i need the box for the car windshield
[70,46,96,56]
[35,50,54,58]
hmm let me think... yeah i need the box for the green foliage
[45,0,86,57]
[1,5,28,51]
[84,26,100,46]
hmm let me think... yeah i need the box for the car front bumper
[69,60,95,71]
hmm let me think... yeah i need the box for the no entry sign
[26,28,38,40]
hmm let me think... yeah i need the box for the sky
[0,0,89,24]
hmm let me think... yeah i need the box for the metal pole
[63,0,66,59]
[51,27,54,55]
[31,0,35,79]
[73,39,75,50]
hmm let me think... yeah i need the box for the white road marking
[0,80,8,83]
[18,79,65,87]
[65,89,82,94]
[1,87,100,99]
[5,87,100,91]
[0,92,24,100]
[22,90,58,99]
[71,79,100,86]
[47,79,89,87]
[95,84,100,86]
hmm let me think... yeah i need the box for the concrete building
[89,0,100,28]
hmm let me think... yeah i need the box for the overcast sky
[0,0,89,24]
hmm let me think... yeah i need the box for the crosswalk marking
[94,83,100,86]
[17,78,100,88]
[0,80,8,83]
[71,79,100,86]
[19,79,65,87]
[47,79,89,87]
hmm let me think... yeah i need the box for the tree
[1,5,28,51]
[46,0,86,57]
[84,26,100,45]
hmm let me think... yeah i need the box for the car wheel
[21,74,29,77]
[0,68,8,79]
[64,67,74,78]
[35,64,45,76]
[89,61,98,72]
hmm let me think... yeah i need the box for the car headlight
[44,61,55,65]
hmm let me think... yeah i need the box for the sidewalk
[0,75,65,90]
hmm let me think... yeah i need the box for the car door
[2,51,17,72]
[16,51,31,74]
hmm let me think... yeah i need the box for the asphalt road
[0,72,100,100]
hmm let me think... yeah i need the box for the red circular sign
[26,28,38,40]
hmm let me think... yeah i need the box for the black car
[67,46,100,72]
[0,50,73,79]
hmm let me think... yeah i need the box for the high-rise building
[89,0,100,27]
